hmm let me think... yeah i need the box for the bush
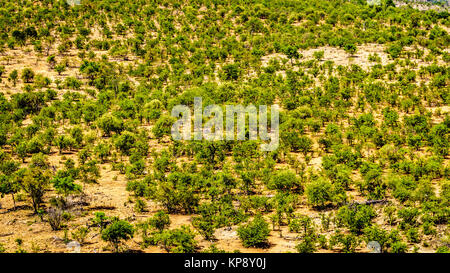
[397,207,420,229]
[295,234,317,253]
[386,43,403,59]
[363,225,402,253]
[47,207,64,231]
[330,232,360,253]
[222,63,241,80]
[336,205,376,234]
[153,172,200,214]
[406,227,420,243]
[390,241,407,253]
[97,114,124,136]
[52,176,81,196]
[289,215,315,236]
[288,135,313,155]
[268,170,302,193]
[152,115,176,140]
[71,227,89,244]
[21,68,35,83]
[134,198,146,213]
[237,215,270,248]
[91,212,109,231]
[149,210,171,232]
[306,178,334,208]
[192,216,216,241]
[436,246,450,253]
[114,131,137,155]
[101,219,134,252]
[147,225,197,253]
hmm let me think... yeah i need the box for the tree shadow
[4,204,33,213]
[88,205,116,211]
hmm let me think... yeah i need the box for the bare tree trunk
[12,194,16,210]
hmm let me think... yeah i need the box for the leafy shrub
[306,178,335,208]
[101,219,134,252]
[237,215,270,248]
[336,205,376,234]
[267,170,302,193]
[149,210,171,232]
[71,227,89,244]
[296,234,317,253]
[146,225,197,253]
[330,232,360,253]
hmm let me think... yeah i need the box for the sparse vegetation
[0,0,448,254]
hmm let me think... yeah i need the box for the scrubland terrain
[0,0,449,253]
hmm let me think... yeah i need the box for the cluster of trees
[0,0,448,253]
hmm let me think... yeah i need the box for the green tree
[94,142,111,163]
[55,64,66,75]
[237,214,270,248]
[9,70,18,86]
[192,216,216,241]
[363,225,391,253]
[19,167,51,214]
[47,55,56,69]
[152,115,176,141]
[92,212,109,231]
[344,43,357,55]
[336,205,376,234]
[114,131,136,156]
[283,45,300,64]
[21,68,35,83]
[268,170,302,193]
[306,178,334,208]
[0,174,20,209]
[101,219,134,252]
[148,225,197,253]
[296,234,317,253]
[55,135,75,154]
[97,114,124,136]
[149,210,171,232]
[222,63,241,81]
[16,142,28,163]
[313,50,324,61]
[330,232,360,253]
[52,176,81,196]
